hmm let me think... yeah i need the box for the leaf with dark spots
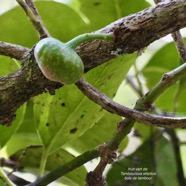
[94,2,101,6]
[107,73,114,79]
[34,53,136,153]
[70,128,78,134]
[61,102,66,107]
[46,123,50,127]
[80,114,84,118]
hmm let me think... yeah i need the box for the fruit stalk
[67,33,114,49]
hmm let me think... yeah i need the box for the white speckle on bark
[111,48,122,56]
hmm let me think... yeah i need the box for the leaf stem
[38,148,49,177]
[0,167,16,186]
[67,33,114,49]
[134,62,144,97]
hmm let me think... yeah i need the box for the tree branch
[1,0,186,125]
[0,42,30,60]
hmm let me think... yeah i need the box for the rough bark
[1,0,186,125]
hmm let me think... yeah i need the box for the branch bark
[0,42,30,60]
[1,0,186,125]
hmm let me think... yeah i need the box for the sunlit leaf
[78,0,150,30]
[64,112,128,154]
[0,1,88,47]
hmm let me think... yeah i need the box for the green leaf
[17,100,37,134]
[134,124,157,142]
[4,133,41,157]
[0,105,26,148]
[143,42,179,88]
[155,137,178,186]
[0,56,20,75]
[78,0,150,30]
[10,146,87,186]
[34,53,136,154]
[64,112,128,154]
[3,100,41,157]
[0,1,88,47]
[172,88,186,114]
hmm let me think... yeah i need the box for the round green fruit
[34,37,84,84]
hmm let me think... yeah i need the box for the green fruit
[34,33,113,84]
[34,37,84,84]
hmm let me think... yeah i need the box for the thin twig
[134,63,144,97]
[171,31,186,62]
[126,75,142,97]
[16,0,49,39]
[0,158,20,169]
[25,0,40,17]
